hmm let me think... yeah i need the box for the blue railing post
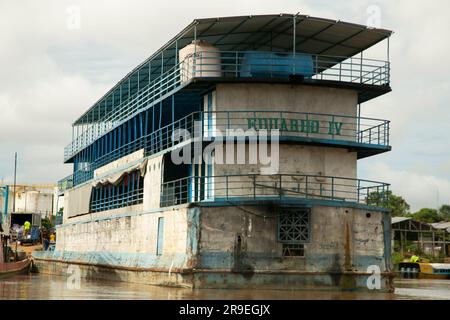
[279,175,282,200]
[379,124,382,144]
[331,177,334,200]
[305,176,308,199]
[279,111,283,132]
[179,180,182,205]
[331,114,335,139]
[235,51,238,77]
[226,176,229,200]
[306,113,309,137]
[357,180,361,204]
[387,121,390,146]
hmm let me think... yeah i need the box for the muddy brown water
[0,274,449,300]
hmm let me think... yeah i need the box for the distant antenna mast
[437,188,440,209]
[13,152,17,213]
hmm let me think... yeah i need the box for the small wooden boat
[399,262,450,279]
[1,233,32,278]
[0,257,31,278]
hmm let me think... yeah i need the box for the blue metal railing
[59,110,390,190]
[90,187,144,213]
[183,51,390,85]
[160,174,390,209]
[203,110,390,146]
[64,50,390,162]
[90,170,144,213]
[58,174,74,194]
[55,212,64,226]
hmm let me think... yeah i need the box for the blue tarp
[240,52,314,78]
[30,226,40,241]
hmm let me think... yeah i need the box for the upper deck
[64,14,392,163]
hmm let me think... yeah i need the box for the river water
[1,274,450,300]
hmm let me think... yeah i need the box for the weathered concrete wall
[215,84,358,117]
[32,256,193,288]
[209,144,357,201]
[214,144,357,178]
[55,206,192,270]
[44,202,392,290]
[212,84,359,144]
[143,155,164,210]
[197,205,389,275]
[63,203,143,225]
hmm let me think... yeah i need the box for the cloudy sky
[0,0,449,211]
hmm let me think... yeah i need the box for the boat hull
[0,258,32,278]
[398,262,450,280]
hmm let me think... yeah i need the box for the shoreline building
[1,184,57,229]
[34,14,394,291]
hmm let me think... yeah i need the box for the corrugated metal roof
[431,222,450,230]
[73,13,393,125]
[391,217,411,224]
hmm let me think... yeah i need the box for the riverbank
[0,273,449,300]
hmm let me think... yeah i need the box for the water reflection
[1,274,449,300]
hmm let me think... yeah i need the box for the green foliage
[367,191,450,223]
[439,205,450,221]
[425,252,446,263]
[392,252,404,265]
[41,217,54,231]
[404,241,423,256]
[367,190,410,217]
[412,208,440,223]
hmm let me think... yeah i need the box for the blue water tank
[240,52,314,78]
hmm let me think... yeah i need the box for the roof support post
[293,15,296,74]
[112,91,115,131]
[175,40,178,64]
[98,101,101,137]
[387,36,390,63]
[194,24,197,77]
[172,95,175,133]
[137,68,140,92]
[292,15,296,55]
[161,51,164,75]
[103,100,107,133]
[119,85,122,113]
[128,77,131,100]
[357,103,361,140]
[360,51,363,84]
[151,61,154,83]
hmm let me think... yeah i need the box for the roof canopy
[74,13,393,125]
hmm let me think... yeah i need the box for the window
[90,170,144,213]
[278,208,310,257]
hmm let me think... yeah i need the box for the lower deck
[37,202,393,291]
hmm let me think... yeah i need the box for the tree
[367,190,410,217]
[412,208,440,223]
[41,217,54,231]
[438,205,450,221]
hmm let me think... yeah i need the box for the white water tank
[179,40,222,83]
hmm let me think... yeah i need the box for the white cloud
[365,162,450,212]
